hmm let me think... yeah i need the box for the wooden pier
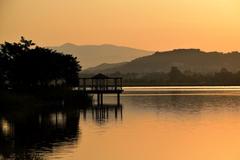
[79,73,123,106]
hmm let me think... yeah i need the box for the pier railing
[78,77,123,93]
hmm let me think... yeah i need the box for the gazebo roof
[91,73,109,79]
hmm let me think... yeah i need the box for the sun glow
[1,0,240,51]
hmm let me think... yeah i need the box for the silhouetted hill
[83,62,127,73]
[49,43,152,69]
[84,49,240,74]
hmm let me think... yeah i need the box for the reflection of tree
[0,105,124,159]
[0,110,80,159]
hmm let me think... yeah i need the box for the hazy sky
[1,0,240,51]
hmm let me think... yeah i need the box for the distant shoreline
[123,85,240,87]
[123,84,240,87]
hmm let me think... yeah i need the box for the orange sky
[1,0,240,51]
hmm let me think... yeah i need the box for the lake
[2,86,240,160]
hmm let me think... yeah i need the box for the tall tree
[0,37,81,89]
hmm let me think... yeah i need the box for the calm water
[2,86,240,160]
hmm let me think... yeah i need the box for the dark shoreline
[0,89,92,112]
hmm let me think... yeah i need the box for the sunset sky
[1,0,240,51]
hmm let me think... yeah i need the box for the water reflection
[123,94,240,115]
[0,118,13,137]
[3,87,240,160]
[0,110,80,159]
[91,105,123,124]
[0,104,123,160]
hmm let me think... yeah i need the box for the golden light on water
[50,113,67,127]
[1,119,12,136]
[2,88,240,160]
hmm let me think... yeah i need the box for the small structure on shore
[79,73,123,106]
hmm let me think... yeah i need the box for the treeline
[92,66,240,86]
[0,37,81,90]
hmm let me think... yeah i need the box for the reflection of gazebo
[79,73,123,105]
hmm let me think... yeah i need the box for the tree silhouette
[214,68,233,84]
[0,52,7,88]
[105,66,240,86]
[0,37,81,89]
[168,66,184,83]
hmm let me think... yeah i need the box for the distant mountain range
[83,49,240,74]
[49,43,152,69]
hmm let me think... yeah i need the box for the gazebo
[79,73,123,106]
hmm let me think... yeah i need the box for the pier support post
[83,109,86,120]
[97,94,100,106]
[117,93,120,106]
[101,93,103,106]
